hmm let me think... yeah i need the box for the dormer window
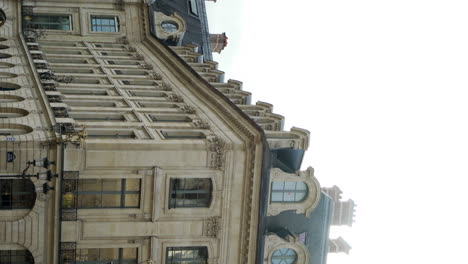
[188,0,199,16]
[271,181,308,203]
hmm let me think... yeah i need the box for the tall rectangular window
[77,179,140,208]
[31,15,72,30]
[169,178,211,208]
[166,247,208,264]
[76,248,137,264]
[91,15,119,32]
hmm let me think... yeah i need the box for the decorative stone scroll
[147,71,162,80]
[179,105,195,114]
[166,93,184,102]
[206,136,226,170]
[192,118,210,129]
[160,82,172,91]
[132,54,144,60]
[204,217,221,238]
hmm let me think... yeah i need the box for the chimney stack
[210,33,228,53]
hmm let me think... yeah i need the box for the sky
[206,1,468,264]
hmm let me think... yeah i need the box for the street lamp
[28,157,55,169]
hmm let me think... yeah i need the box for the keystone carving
[206,136,226,170]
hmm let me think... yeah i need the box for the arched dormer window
[272,248,297,264]
[0,250,34,263]
[0,179,36,210]
[271,181,308,203]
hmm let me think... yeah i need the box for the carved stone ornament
[139,62,154,70]
[148,72,162,80]
[204,217,221,238]
[192,118,210,129]
[126,46,136,52]
[37,192,49,201]
[166,93,184,102]
[206,136,226,170]
[117,36,129,44]
[179,105,196,114]
[132,54,144,60]
[160,82,172,91]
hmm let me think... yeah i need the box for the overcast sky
[206,1,468,263]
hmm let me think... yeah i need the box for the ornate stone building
[0,0,354,264]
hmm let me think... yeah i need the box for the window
[166,247,208,264]
[150,115,191,122]
[0,250,34,264]
[77,179,140,208]
[76,248,137,264]
[91,15,119,32]
[271,182,308,203]
[0,179,36,210]
[86,129,136,139]
[31,15,72,30]
[169,178,211,208]
[272,248,297,264]
[161,131,206,139]
[188,0,199,16]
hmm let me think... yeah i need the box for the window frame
[90,15,120,33]
[30,14,73,31]
[77,178,141,209]
[270,181,308,203]
[75,248,137,264]
[168,178,212,209]
[166,246,208,264]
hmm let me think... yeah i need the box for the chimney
[210,33,228,53]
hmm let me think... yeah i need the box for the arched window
[169,178,212,208]
[0,179,36,210]
[272,248,297,264]
[0,250,34,263]
[271,182,308,203]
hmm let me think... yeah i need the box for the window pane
[272,182,284,191]
[125,194,139,207]
[78,194,101,208]
[271,192,283,202]
[79,179,102,191]
[100,248,119,261]
[123,248,137,260]
[284,182,296,190]
[126,179,140,191]
[101,194,121,207]
[102,179,121,191]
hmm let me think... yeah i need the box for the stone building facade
[0,1,354,264]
